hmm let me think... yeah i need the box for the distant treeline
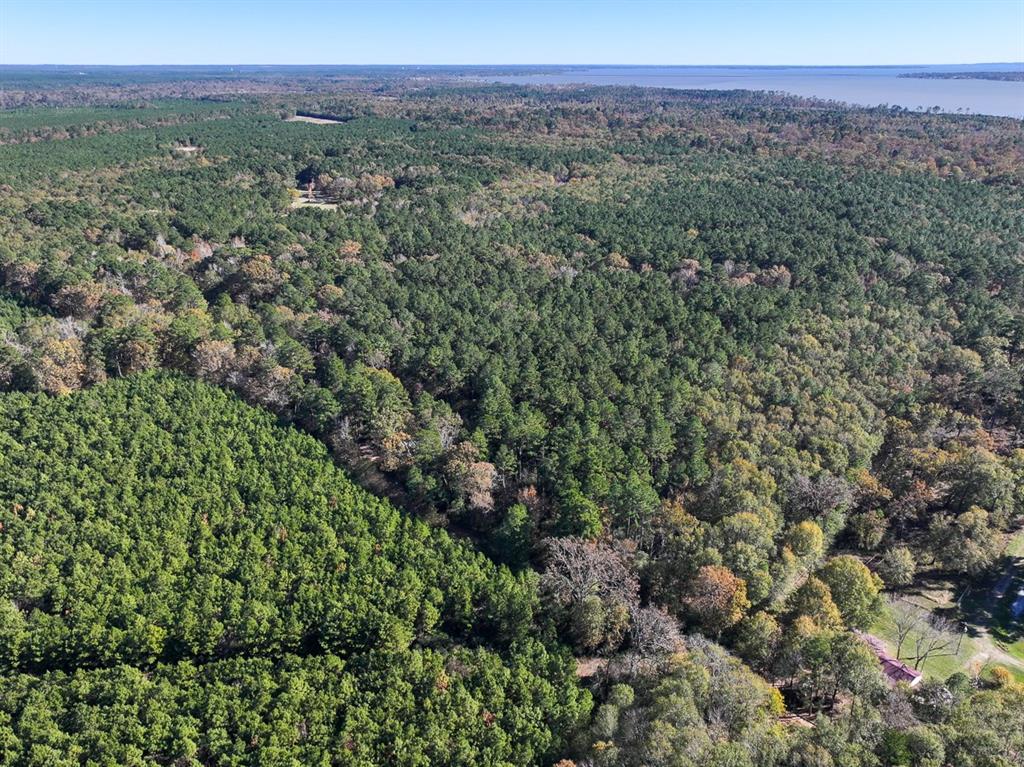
[899,70,1024,82]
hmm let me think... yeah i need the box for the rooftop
[854,630,923,687]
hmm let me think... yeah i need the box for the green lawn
[870,599,978,681]
[871,528,1024,683]
[1007,528,1024,558]
[987,530,1024,662]
[1006,638,1024,663]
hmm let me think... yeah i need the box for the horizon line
[2,61,1023,68]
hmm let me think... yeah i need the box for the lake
[487,65,1024,118]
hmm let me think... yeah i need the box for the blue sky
[1,0,1022,66]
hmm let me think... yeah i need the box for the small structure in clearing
[879,656,924,687]
[172,145,201,153]
[855,630,923,687]
[288,187,338,210]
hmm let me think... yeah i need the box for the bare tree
[617,604,685,678]
[788,473,854,520]
[889,597,924,660]
[540,537,639,608]
[913,614,957,672]
[630,605,684,658]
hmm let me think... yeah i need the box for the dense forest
[0,71,1022,766]
[0,375,588,764]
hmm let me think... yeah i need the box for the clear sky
[1,0,1022,66]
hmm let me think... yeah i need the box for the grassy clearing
[870,598,977,681]
[1006,527,1024,558]
[285,114,347,125]
[871,529,1024,684]
[288,187,338,209]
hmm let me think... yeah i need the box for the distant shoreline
[488,65,1024,119]
[899,70,1024,82]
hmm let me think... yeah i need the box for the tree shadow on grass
[900,557,1023,645]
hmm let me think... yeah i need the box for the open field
[288,188,338,209]
[872,528,1024,683]
[285,113,346,125]
[870,598,979,681]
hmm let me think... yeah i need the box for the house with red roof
[853,630,923,687]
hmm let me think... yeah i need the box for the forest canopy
[0,73,1022,766]
[0,374,589,764]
